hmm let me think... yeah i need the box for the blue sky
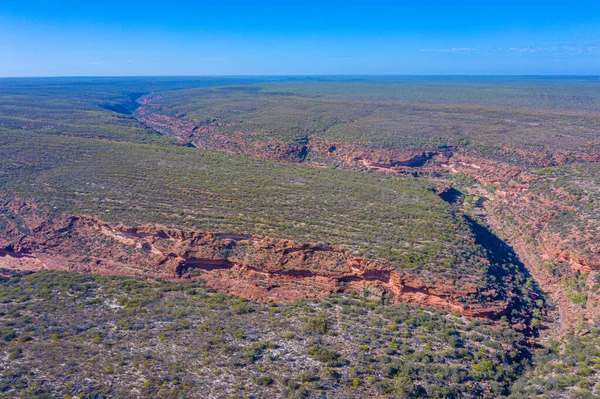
[1,0,600,76]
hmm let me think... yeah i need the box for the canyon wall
[0,199,510,320]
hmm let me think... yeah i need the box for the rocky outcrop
[437,156,600,329]
[328,145,599,329]
[0,200,507,319]
[133,96,599,174]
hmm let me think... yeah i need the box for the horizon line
[2,73,600,79]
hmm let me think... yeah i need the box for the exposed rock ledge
[0,206,506,319]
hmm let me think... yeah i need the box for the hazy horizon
[2,74,600,79]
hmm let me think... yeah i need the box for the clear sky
[1,0,600,76]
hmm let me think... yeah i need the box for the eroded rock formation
[435,155,600,328]
[0,199,508,319]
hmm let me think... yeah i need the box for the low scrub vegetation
[0,271,532,398]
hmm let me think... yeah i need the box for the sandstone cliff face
[133,96,598,173]
[311,142,599,329]
[434,155,600,329]
[0,199,508,319]
[133,97,442,165]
